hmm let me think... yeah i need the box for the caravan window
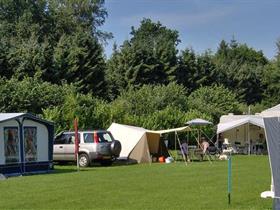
[24,127,37,162]
[4,127,19,163]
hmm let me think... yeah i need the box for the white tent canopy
[108,123,191,163]
[261,104,280,117]
[216,114,266,154]
[217,115,264,134]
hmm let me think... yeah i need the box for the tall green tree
[262,40,280,105]
[51,32,106,95]
[214,39,268,104]
[0,0,109,97]
[177,49,216,92]
[106,19,180,99]
[176,48,197,92]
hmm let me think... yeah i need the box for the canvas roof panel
[0,113,25,122]
[217,116,264,134]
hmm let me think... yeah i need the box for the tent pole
[198,129,201,144]
[248,123,251,155]
[148,144,152,165]
[176,132,187,166]
[175,132,177,161]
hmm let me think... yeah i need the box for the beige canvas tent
[108,123,191,163]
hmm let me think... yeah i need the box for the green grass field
[0,156,272,210]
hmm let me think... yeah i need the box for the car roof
[61,130,109,134]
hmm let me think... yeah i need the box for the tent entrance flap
[129,135,151,163]
[146,132,160,154]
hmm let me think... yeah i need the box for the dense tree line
[1,1,280,135]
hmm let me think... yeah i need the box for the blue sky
[101,0,280,59]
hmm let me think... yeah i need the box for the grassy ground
[0,155,272,210]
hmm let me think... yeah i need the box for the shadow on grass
[52,167,80,174]
[52,159,138,171]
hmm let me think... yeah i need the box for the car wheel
[79,153,90,167]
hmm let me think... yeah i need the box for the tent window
[4,127,19,164]
[24,127,37,162]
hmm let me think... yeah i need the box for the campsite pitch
[0,156,272,210]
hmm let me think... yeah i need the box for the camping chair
[177,147,190,162]
[206,146,220,160]
[189,131,212,163]
[177,149,184,160]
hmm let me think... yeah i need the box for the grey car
[53,130,121,167]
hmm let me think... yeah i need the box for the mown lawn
[0,156,272,210]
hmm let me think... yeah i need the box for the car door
[63,133,77,161]
[53,133,67,161]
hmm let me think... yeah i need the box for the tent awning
[217,116,264,134]
[148,126,191,134]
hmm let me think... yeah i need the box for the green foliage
[188,85,241,123]
[112,83,188,116]
[1,5,280,134]
[143,106,186,130]
[177,49,217,92]
[43,91,98,133]
[52,31,107,95]
[262,61,280,105]
[106,19,180,99]
[176,48,197,91]
[0,76,67,113]
[214,39,268,104]
[0,0,109,97]
[260,39,280,106]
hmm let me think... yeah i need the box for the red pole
[74,118,79,170]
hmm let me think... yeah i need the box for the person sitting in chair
[200,137,209,160]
